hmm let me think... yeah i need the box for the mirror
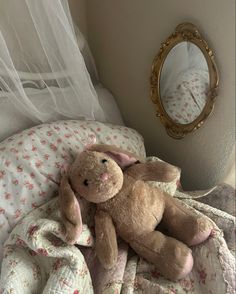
[151,23,219,139]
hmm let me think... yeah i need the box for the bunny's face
[69,150,124,203]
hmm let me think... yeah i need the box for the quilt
[0,120,235,293]
[0,188,235,294]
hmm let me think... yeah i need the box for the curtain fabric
[0,0,105,123]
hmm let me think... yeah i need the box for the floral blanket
[0,187,235,294]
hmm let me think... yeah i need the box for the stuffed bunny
[59,144,212,281]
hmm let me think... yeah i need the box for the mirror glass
[160,42,209,124]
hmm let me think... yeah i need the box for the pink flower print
[44,154,50,160]
[31,202,39,209]
[17,165,23,173]
[59,277,70,288]
[0,207,6,214]
[10,147,18,154]
[55,162,62,169]
[40,139,47,145]
[23,155,30,160]
[61,154,69,161]
[57,138,62,143]
[5,160,11,167]
[27,130,35,136]
[37,248,48,256]
[197,267,207,284]
[96,127,101,132]
[35,160,43,168]
[39,191,46,198]
[5,192,12,200]
[64,133,72,138]
[17,141,23,146]
[180,278,194,291]
[50,238,63,247]
[12,179,19,185]
[15,238,27,247]
[28,225,39,237]
[14,209,22,219]
[53,259,62,271]
[47,131,53,137]
[50,144,57,151]
[0,170,6,179]
[151,269,161,279]
[30,172,36,179]
[54,126,61,131]
[33,264,41,280]
[20,197,26,205]
[29,249,37,256]
[24,181,34,190]
[73,291,79,294]
[167,285,178,293]
[9,259,19,268]
[32,145,37,152]
[133,279,141,290]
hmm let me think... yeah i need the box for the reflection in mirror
[150,22,219,139]
[160,42,209,124]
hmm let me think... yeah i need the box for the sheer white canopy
[0,0,105,123]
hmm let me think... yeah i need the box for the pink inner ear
[106,151,138,169]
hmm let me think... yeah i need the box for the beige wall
[85,0,235,190]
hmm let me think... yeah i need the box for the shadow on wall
[86,0,235,190]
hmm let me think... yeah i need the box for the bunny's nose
[100,172,109,182]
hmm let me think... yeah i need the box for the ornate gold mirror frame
[150,22,219,139]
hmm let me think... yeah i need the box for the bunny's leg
[130,231,193,281]
[160,192,212,246]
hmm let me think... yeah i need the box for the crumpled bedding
[0,188,235,294]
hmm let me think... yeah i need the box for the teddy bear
[59,144,213,281]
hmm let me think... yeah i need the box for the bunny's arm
[125,161,180,182]
[59,174,82,245]
[95,210,118,269]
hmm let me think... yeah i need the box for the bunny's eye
[83,179,89,186]
[101,159,108,163]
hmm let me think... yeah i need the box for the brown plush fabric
[95,210,118,269]
[59,144,212,281]
[59,174,82,245]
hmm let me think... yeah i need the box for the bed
[0,120,235,294]
[0,1,235,293]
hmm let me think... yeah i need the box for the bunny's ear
[88,144,144,169]
[59,174,82,245]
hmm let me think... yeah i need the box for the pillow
[95,84,124,126]
[0,120,145,264]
